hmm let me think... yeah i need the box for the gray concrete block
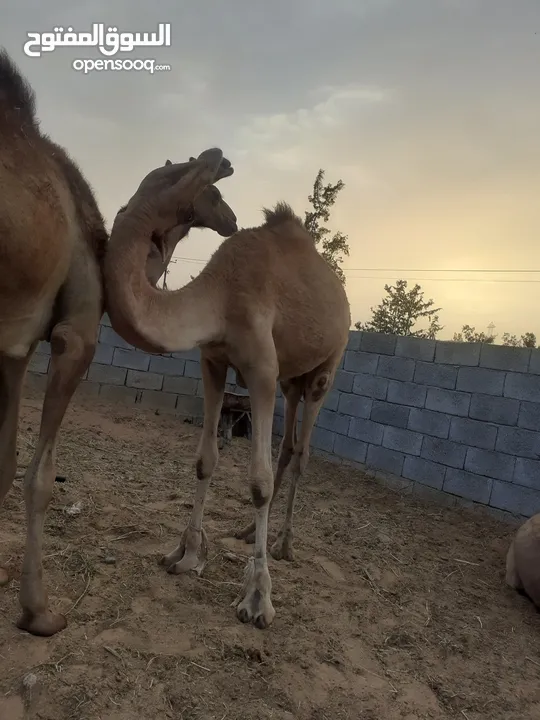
[184,360,203,379]
[382,426,423,455]
[464,448,515,482]
[343,350,379,374]
[366,444,405,476]
[322,389,340,412]
[196,380,205,398]
[113,348,150,372]
[352,374,388,400]
[273,415,284,436]
[24,372,48,394]
[495,426,540,460]
[175,394,205,417]
[371,401,410,428]
[101,314,112,327]
[376,355,415,382]
[99,325,133,350]
[359,332,396,355]
[333,370,355,393]
[139,389,178,412]
[29,353,49,374]
[513,458,540,491]
[480,344,531,373]
[36,340,50,355]
[375,470,414,494]
[413,482,457,508]
[504,372,540,403]
[172,348,200,362]
[395,336,436,362]
[226,367,237,384]
[93,343,114,365]
[334,434,368,463]
[163,376,198,395]
[469,394,519,426]
[274,396,285,417]
[403,456,446,489]
[74,380,100,398]
[518,401,540,432]
[435,341,481,366]
[414,361,457,390]
[529,350,540,375]
[126,370,164,391]
[490,480,540,516]
[349,418,385,445]
[421,436,467,469]
[88,363,127,386]
[310,427,336,453]
[338,393,373,419]
[387,380,427,408]
[449,417,496,450]
[425,387,470,417]
[443,468,493,504]
[456,367,505,396]
[346,331,363,351]
[148,355,186,377]
[99,385,137,404]
[316,409,350,436]
[408,408,450,439]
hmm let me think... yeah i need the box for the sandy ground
[1,392,540,720]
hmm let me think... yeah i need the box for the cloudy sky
[4,1,540,339]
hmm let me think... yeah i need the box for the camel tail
[0,48,37,136]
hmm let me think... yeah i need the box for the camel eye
[184,208,195,223]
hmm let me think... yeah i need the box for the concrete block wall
[27,318,540,519]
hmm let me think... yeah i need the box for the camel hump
[261,202,304,229]
[0,49,37,134]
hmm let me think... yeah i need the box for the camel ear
[165,159,172,166]
[165,156,222,208]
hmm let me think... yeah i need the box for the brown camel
[104,161,351,629]
[0,48,234,636]
[506,513,540,610]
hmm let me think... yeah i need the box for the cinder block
[403,456,446,489]
[376,355,415,382]
[274,396,285,417]
[408,408,450,439]
[99,325,133,350]
[88,363,127,386]
[529,350,540,375]
[126,370,164,391]
[148,355,186,377]
[349,418,385,445]
[93,343,114,365]
[112,348,150,372]
[359,332,396,355]
[36,340,50,355]
[338,394,373,419]
[310,427,336,453]
[346,331,363,351]
[196,380,205,398]
[413,482,457,508]
[366,444,405,476]
[469,394,519,426]
[322,389,340,412]
[395,336,436,362]
[29,353,49,374]
[175,394,205,417]
[101,313,112,327]
[490,480,540,516]
[139,389,178,411]
[518,401,540,432]
[421,436,466,469]
[99,385,137,404]
[375,471,413,494]
[371,401,410,429]
[513,458,540,491]
[443,468,493,504]
[333,370,355,393]
[387,380,427,408]
[24,372,48,394]
[273,415,284,436]
[163,376,198,395]
[184,360,203,379]
[414,361,457,390]
[480,344,531,373]
[425,387,470,417]
[334,434,368,463]
[316,409,350,436]
[172,348,200,362]
[382,426,423,455]
[464,448,515,482]
[495,426,540,460]
[449,417,496,450]
[226,367,236,384]
[504,372,540,403]
[74,380,100,398]
[343,351,379,374]
[456,367,505,396]
[435,341,480,366]
[352,374,388,400]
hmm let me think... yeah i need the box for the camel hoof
[16,610,67,637]
[0,567,10,587]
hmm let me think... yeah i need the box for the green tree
[452,325,495,344]
[501,332,537,348]
[355,279,443,338]
[304,168,349,283]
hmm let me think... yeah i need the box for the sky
[4,0,540,340]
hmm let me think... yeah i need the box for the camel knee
[250,472,273,509]
[195,444,219,480]
[308,371,332,402]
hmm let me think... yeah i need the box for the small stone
[102,556,116,565]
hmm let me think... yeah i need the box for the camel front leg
[17,322,96,636]
[160,357,227,575]
[0,347,36,587]
[232,367,277,629]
